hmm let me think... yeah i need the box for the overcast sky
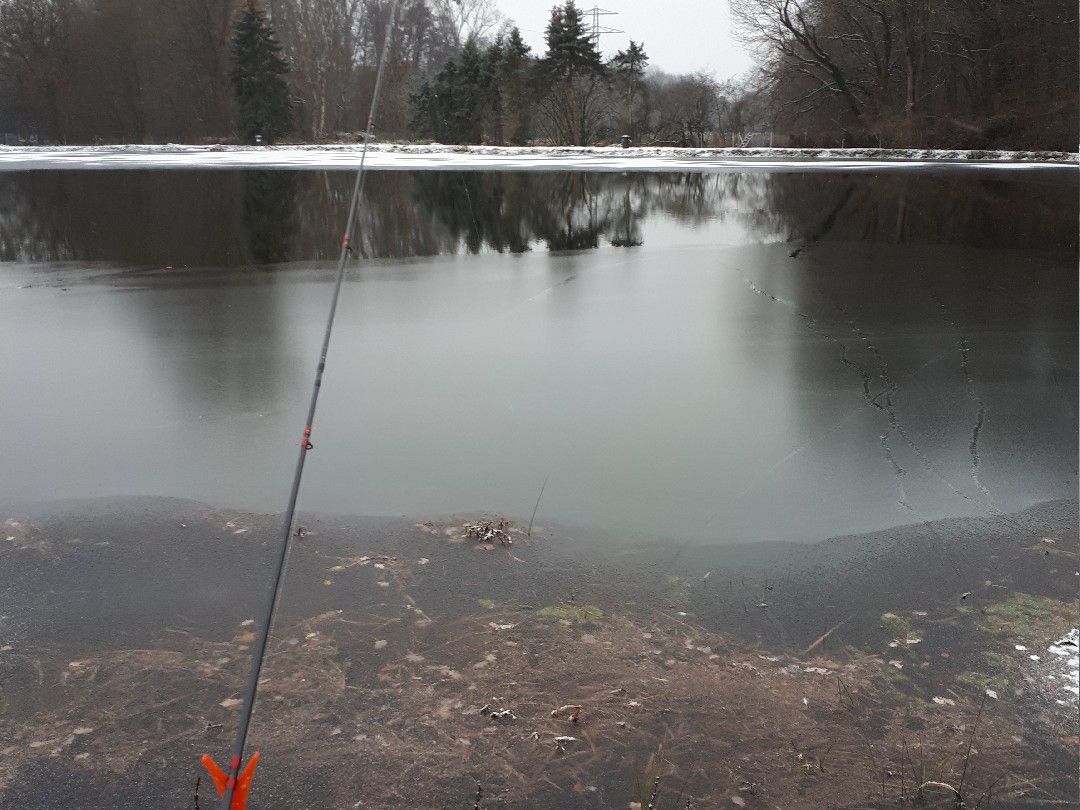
[492,1,755,79]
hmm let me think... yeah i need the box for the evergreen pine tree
[432,60,459,141]
[500,27,534,144]
[453,38,487,143]
[484,37,505,146]
[408,78,437,139]
[540,1,606,145]
[611,40,648,140]
[230,0,292,144]
[543,1,602,81]
[408,36,509,145]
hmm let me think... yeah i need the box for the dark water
[1,168,1076,542]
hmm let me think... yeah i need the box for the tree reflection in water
[0,169,1074,266]
[242,171,298,265]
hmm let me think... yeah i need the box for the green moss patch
[536,604,604,624]
[978,592,1074,638]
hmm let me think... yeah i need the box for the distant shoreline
[0,142,1075,172]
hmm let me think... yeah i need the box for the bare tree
[266,0,362,138]
[429,0,503,49]
[716,79,769,144]
[650,71,720,146]
[537,73,611,146]
[731,0,881,125]
[731,0,1077,148]
[0,0,68,139]
[166,0,237,136]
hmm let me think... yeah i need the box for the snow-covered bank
[0,142,1075,172]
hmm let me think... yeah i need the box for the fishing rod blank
[215,3,399,807]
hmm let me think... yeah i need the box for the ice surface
[0,143,1075,172]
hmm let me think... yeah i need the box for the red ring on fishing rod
[301,426,313,450]
[341,234,351,251]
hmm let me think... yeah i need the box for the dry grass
[1,598,1044,808]
[0,512,1073,808]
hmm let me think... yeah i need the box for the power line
[583,5,622,48]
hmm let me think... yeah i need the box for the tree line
[732,0,1077,149]
[0,0,1074,148]
[0,0,756,147]
[0,0,488,143]
[406,4,784,148]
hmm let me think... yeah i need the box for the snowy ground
[0,142,1075,172]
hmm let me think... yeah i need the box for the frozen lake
[0,166,1076,542]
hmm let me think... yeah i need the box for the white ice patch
[1019,628,1079,706]
[1046,629,1080,699]
[0,143,1074,173]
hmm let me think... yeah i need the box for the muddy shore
[1,497,1076,807]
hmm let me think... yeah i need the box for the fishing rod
[205,3,399,807]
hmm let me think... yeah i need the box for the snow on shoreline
[0,142,1075,172]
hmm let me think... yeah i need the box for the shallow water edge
[1,496,1075,807]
